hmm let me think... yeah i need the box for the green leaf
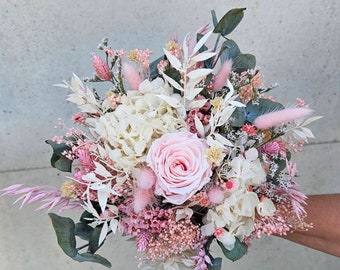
[208,257,222,270]
[48,213,77,258]
[49,213,112,268]
[213,8,246,36]
[45,140,73,172]
[75,222,94,241]
[88,226,104,254]
[149,56,164,80]
[217,238,248,262]
[74,253,112,268]
[231,106,247,127]
[219,39,241,62]
[245,99,285,123]
[232,53,256,73]
[211,10,218,27]
[79,210,95,225]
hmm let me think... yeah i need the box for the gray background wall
[0,0,339,269]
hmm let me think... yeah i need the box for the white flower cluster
[201,148,276,250]
[89,78,186,173]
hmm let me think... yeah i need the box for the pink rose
[146,131,212,205]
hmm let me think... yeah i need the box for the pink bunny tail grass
[254,108,313,129]
[136,167,157,190]
[92,55,112,81]
[211,60,232,91]
[207,186,225,205]
[122,62,142,90]
[133,187,153,213]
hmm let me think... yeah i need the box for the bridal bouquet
[1,8,320,270]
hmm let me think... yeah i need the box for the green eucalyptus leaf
[49,213,112,268]
[149,55,164,80]
[45,140,70,156]
[74,253,112,268]
[245,99,285,123]
[213,8,246,36]
[80,210,95,224]
[75,222,94,241]
[45,140,73,172]
[55,156,73,172]
[231,106,247,127]
[89,226,104,254]
[208,257,222,270]
[217,238,248,262]
[232,53,256,73]
[211,10,218,27]
[219,39,241,62]
[48,213,77,258]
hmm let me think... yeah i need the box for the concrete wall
[0,0,339,269]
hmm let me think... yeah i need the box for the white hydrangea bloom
[89,80,186,173]
[226,148,266,187]
[201,148,268,241]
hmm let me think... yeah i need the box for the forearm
[281,194,340,257]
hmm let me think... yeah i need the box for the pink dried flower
[104,47,114,57]
[186,100,211,134]
[0,184,81,213]
[136,230,152,252]
[129,49,152,68]
[211,60,232,91]
[251,72,264,89]
[72,112,87,126]
[133,187,154,213]
[145,217,201,261]
[224,178,239,192]
[259,141,286,158]
[135,166,157,189]
[92,55,112,81]
[122,62,142,90]
[296,97,308,108]
[75,148,95,171]
[241,124,256,136]
[239,84,254,104]
[254,108,313,129]
[207,186,224,205]
[157,59,169,74]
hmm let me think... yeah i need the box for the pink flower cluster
[144,217,204,263]
[129,48,153,68]
[186,97,211,134]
